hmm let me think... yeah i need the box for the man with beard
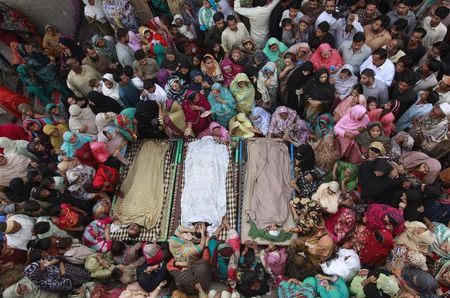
[404,28,427,64]
[82,44,115,74]
[364,15,392,51]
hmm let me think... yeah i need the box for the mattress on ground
[169,138,239,241]
[111,139,175,242]
[240,139,297,246]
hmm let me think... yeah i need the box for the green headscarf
[248,220,292,242]
[262,38,289,62]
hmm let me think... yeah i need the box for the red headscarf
[359,229,394,268]
[309,43,343,71]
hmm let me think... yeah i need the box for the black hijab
[135,100,166,139]
[388,189,424,222]
[87,91,123,114]
[295,144,315,171]
[287,61,314,89]
[359,158,401,202]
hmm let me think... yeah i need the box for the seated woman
[207,83,236,127]
[82,215,117,253]
[358,230,395,270]
[159,99,186,139]
[325,206,356,244]
[27,139,57,164]
[312,181,341,215]
[407,102,449,155]
[359,158,401,203]
[229,73,256,115]
[364,203,406,236]
[326,161,358,193]
[188,69,213,94]
[286,61,314,113]
[87,91,124,115]
[268,106,308,146]
[49,203,89,235]
[182,90,212,137]
[357,122,391,156]
[368,99,400,137]
[351,268,399,297]
[42,124,68,153]
[24,250,90,294]
[331,64,358,100]
[334,105,369,164]
[198,122,230,142]
[68,104,97,136]
[263,38,288,62]
[244,50,269,84]
[397,267,439,298]
[114,107,137,142]
[137,243,169,293]
[249,107,271,136]
[430,222,450,261]
[398,151,441,185]
[60,131,91,158]
[221,58,241,87]
[0,242,28,288]
[257,62,279,110]
[333,84,366,122]
[394,221,435,255]
[96,113,128,164]
[200,54,224,83]
[135,100,166,139]
[303,68,335,120]
[168,223,212,295]
[309,43,343,71]
[164,76,188,103]
[229,113,258,138]
[320,248,361,282]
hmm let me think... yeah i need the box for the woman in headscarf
[221,59,239,87]
[286,61,314,113]
[60,131,92,158]
[135,100,166,139]
[87,91,124,115]
[102,0,139,31]
[114,107,137,142]
[309,43,343,71]
[165,76,188,103]
[96,113,128,164]
[359,158,401,203]
[290,144,322,199]
[182,90,212,136]
[398,151,442,185]
[207,83,236,127]
[326,161,358,193]
[400,267,439,298]
[0,153,30,188]
[101,73,121,102]
[368,99,400,137]
[257,62,278,109]
[278,276,317,298]
[262,38,289,62]
[358,229,394,269]
[331,64,358,100]
[42,24,62,58]
[189,69,214,93]
[249,107,271,136]
[407,102,449,154]
[83,0,114,36]
[159,99,186,139]
[268,106,308,145]
[430,222,450,260]
[365,203,406,236]
[288,42,312,64]
[229,113,256,138]
[201,54,223,83]
[198,0,217,32]
[45,103,68,124]
[198,121,229,142]
[244,50,269,83]
[229,73,256,115]
[42,124,68,152]
[333,84,366,122]
[27,139,56,164]
[68,104,97,136]
[17,44,71,98]
[160,49,187,72]
[357,122,391,155]
[303,68,335,120]
[95,112,117,133]
[325,207,357,244]
[91,35,117,61]
[320,248,360,282]
[334,105,369,164]
[241,37,256,59]
[395,221,435,255]
[312,181,341,215]
[208,41,226,65]
[0,137,36,160]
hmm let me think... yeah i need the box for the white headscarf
[321,248,361,282]
[95,112,117,132]
[83,0,107,22]
[312,181,341,214]
[101,73,120,101]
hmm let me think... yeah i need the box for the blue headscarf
[60,131,92,157]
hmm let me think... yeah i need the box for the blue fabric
[60,131,92,157]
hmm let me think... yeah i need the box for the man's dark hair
[143,79,156,90]
[392,18,408,31]
[227,15,237,22]
[353,32,366,43]
[134,49,146,61]
[116,28,128,40]
[361,68,375,78]
[317,21,330,33]
[373,48,388,60]
[213,12,224,23]
[412,27,427,38]
[375,15,390,29]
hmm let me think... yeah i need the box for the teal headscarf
[262,38,289,62]
[60,131,92,157]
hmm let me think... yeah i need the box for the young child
[281,18,298,47]
[89,78,103,93]
[198,0,217,32]
[280,2,304,26]
[297,16,312,42]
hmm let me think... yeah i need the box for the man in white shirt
[315,0,339,35]
[221,15,250,52]
[234,0,281,47]
[422,7,450,48]
[360,48,395,86]
[140,79,167,103]
[1,214,35,251]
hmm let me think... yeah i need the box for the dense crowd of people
[0,0,449,296]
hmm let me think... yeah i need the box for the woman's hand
[184,127,193,137]
[344,132,355,139]
[190,104,203,111]
[200,111,212,118]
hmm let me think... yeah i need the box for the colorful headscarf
[60,131,92,158]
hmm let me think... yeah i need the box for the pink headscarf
[264,247,287,276]
[127,31,142,51]
[198,121,230,142]
[309,43,343,71]
[334,105,369,137]
[90,141,111,163]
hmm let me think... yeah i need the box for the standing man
[221,15,250,52]
[269,0,292,40]
[115,28,135,67]
[364,15,392,51]
[386,0,416,35]
[360,48,396,86]
[339,32,372,73]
